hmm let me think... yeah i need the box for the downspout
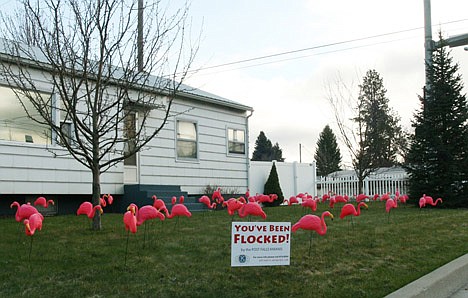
[246,109,254,193]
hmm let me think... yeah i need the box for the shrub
[263,163,284,207]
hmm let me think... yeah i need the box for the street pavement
[385,253,468,298]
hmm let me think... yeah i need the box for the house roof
[0,38,253,113]
[326,166,407,178]
[177,83,253,112]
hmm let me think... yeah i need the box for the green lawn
[1,201,467,297]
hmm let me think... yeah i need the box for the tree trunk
[92,164,102,230]
[358,178,364,195]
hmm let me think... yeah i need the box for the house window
[59,121,72,144]
[0,86,51,144]
[124,111,137,166]
[177,120,197,159]
[228,128,245,155]
[58,98,72,145]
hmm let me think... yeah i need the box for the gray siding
[0,61,250,197]
[139,97,249,194]
[0,142,123,194]
[1,92,250,197]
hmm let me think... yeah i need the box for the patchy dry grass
[1,202,467,297]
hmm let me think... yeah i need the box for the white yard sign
[231,222,291,267]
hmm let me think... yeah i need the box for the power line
[193,35,418,77]
[186,18,468,75]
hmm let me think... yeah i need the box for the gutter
[246,109,254,193]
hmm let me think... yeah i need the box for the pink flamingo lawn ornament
[419,194,443,209]
[23,212,44,262]
[321,192,331,203]
[10,202,39,223]
[238,201,266,221]
[152,195,169,214]
[34,197,55,208]
[223,197,246,220]
[103,194,114,205]
[372,194,380,201]
[137,205,165,226]
[167,196,192,227]
[136,205,165,248]
[380,193,391,202]
[334,194,348,203]
[355,194,369,203]
[385,198,398,222]
[340,202,368,227]
[301,197,317,213]
[292,211,334,256]
[198,195,217,210]
[10,201,40,241]
[99,194,113,208]
[123,204,137,266]
[284,196,299,206]
[398,194,409,206]
[254,194,278,204]
[212,188,225,206]
[77,202,103,228]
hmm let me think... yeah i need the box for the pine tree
[314,125,341,176]
[263,162,284,207]
[251,131,285,161]
[251,131,272,161]
[346,69,403,193]
[271,142,285,162]
[405,40,468,208]
[357,69,401,168]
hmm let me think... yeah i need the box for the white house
[0,41,253,214]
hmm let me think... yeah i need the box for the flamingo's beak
[26,223,31,232]
[364,203,369,209]
[330,214,334,220]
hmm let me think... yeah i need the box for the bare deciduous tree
[0,0,199,230]
[325,72,375,194]
[325,71,405,194]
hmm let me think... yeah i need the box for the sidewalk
[385,253,468,298]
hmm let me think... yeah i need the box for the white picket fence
[316,168,409,198]
[249,162,408,199]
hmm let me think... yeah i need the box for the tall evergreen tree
[251,131,272,161]
[271,142,285,162]
[251,131,285,161]
[405,40,468,208]
[314,125,341,176]
[357,69,402,168]
[343,69,403,192]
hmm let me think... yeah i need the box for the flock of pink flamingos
[10,189,443,242]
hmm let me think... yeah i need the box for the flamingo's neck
[319,214,328,235]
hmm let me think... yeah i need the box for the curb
[385,253,468,298]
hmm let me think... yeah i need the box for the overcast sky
[181,0,468,167]
[1,0,467,167]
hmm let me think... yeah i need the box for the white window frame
[0,84,52,145]
[176,119,198,161]
[124,110,138,166]
[227,127,246,156]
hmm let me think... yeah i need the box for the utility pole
[137,0,144,72]
[423,0,434,92]
[423,0,468,95]
[299,143,302,163]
